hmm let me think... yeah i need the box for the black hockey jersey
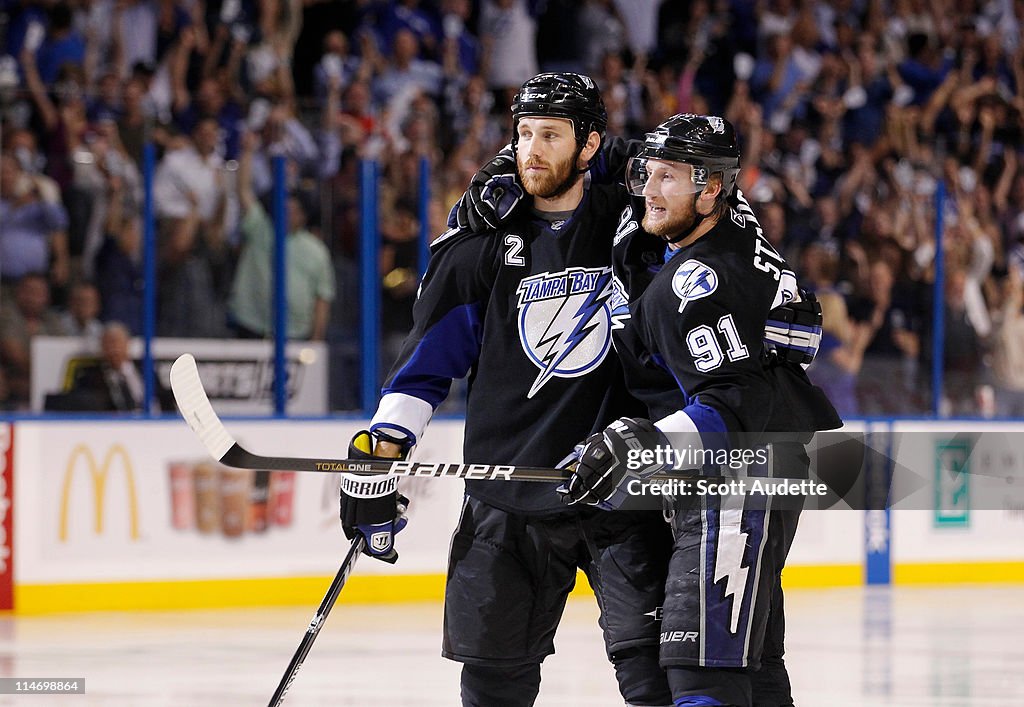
[610,193,842,448]
[372,182,642,514]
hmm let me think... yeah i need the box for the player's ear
[697,174,723,213]
[579,131,601,166]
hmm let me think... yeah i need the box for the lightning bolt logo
[517,268,613,398]
[672,259,718,313]
[528,272,612,397]
[713,496,750,635]
[678,270,712,313]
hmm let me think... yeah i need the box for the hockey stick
[267,535,363,707]
[170,353,696,482]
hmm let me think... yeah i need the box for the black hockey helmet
[511,72,607,151]
[627,114,741,198]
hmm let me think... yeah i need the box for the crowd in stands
[0,0,1023,417]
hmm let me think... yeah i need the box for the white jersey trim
[655,409,701,437]
[371,393,434,445]
[654,410,705,466]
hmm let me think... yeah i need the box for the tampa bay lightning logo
[517,267,613,398]
[672,259,718,312]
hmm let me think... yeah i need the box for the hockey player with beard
[559,115,842,707]
[338,73,675,707]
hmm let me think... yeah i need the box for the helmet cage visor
[626,156,708,197]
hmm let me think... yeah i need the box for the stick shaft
[171,353,697,482]
[221,442,573,481]
[267,537,363,707]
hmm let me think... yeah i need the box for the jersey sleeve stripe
[765,321,820,335]
[368,416,423,447]
[382,301,484,409]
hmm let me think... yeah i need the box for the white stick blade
[170,353,235,460]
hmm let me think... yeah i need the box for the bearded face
[642,192,698,239]
[630,159,718,241]
[515,117,581,199]
[518,149,577,198]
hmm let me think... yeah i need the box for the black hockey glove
[339,430,412,564]
[764,290,823,365]
[449,145,523,233]
[557,417,669,510]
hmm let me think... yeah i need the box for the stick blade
[170,353,235,461]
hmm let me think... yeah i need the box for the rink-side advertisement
[14,420,468,588]
[9,419,1024,607]
[886,421,1024,566]
[29,337,330,414]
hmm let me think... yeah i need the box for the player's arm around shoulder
[591,135,645,183]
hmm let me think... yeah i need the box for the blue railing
[359,159,381,414]
[142,142,158,415]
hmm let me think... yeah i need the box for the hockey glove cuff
[557,417,670,510]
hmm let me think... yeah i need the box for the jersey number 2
[686,315,749,372]
[504,235,525,266]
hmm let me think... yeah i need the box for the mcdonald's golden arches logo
[59,444,140,542]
